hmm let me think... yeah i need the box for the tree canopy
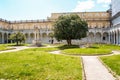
[54,14,88,45]
[9,32,26,45]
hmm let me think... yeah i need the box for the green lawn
[0,43,30,51]
[1,43,120,79]
[25,47,59,52]
[61,44,120,55]
[1,43,120,55]
[0,44,14,51]
[0,48,82,80]
[100,55,120,76]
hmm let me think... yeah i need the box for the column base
[32,40,41,47]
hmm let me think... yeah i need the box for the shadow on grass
[7,44,28,46]
[57,45,79,50]
[88,46,99,49]
[57,44,99,50]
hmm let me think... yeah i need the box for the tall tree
[54,14,88,45]
[9,32,26,45]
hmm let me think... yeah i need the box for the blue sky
[0,0,111,21]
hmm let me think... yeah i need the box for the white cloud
[73,0,95,12]
[97,0,111,4]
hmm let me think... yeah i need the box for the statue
[32,26,41,47]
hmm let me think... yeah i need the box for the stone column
[34,32,36,41]
[115,32,118,44]
[112,33,114,44]
[28,33,30,43]
[101,33,103,43]
[108,33,111,44]
[2,33,4,43]
[41,32,43,41]
[118,32,120,44]
[118,31,120,44]
[94,33,96,43]
[6,33,8,43]
[113,32,115,44]
[117,31,119,44]
[37,32,39,40]
[116,32,118,44]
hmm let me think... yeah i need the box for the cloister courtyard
[0,43,120,80]
[1,0,120,79]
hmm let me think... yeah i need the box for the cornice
[112,11,120,20]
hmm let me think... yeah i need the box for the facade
[110,0,120,44]
[0,19,54,44]
[1,0,120,44]
[111,0,120,16]
[0,12,111,44]
[50,12,110,44]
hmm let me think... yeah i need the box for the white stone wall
[112,0,120,16]
[112,16,120,26]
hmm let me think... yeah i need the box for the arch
[42,33,47,37]
[95,32,102,43]
[8,33,11,43]
[118,30,120,44]
[88,32,94,43]
[114,31,117,44]
[103,32,109,43]
[111,31,114,44]
[48,33,54,38]
[8,33,11,38]
[4,33,7,43]
[30,33,34,38]
[25,33,28,38]
[88,32,94,37]
[116,30,120,44]
[39,33,41,39]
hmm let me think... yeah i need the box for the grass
[0,48,82,80]
[7,43,30,46]
[25,47,59,52]
[100,55,120,76]
[62,48,111,55]
[58,45,79,50]
[0,44,14,51]
[1,43,120,79]
[0,43,29,51]
[61,44,120,55]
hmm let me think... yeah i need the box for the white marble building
[0,12,111,44]
[109,0,120,44]
[0,0,120,45]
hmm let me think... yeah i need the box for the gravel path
[82,56,116,80]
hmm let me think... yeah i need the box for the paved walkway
[0,45,119,80]
[50,50,120,80]
[0,45,56,54]
[49,50,61,54]
[0,46,30,53]
[82,56,116,80]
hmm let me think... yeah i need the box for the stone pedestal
[32,40,41,47]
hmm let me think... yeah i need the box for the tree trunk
[67,39,72,45]
[16,41,18,46]
[20,41,22,45]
